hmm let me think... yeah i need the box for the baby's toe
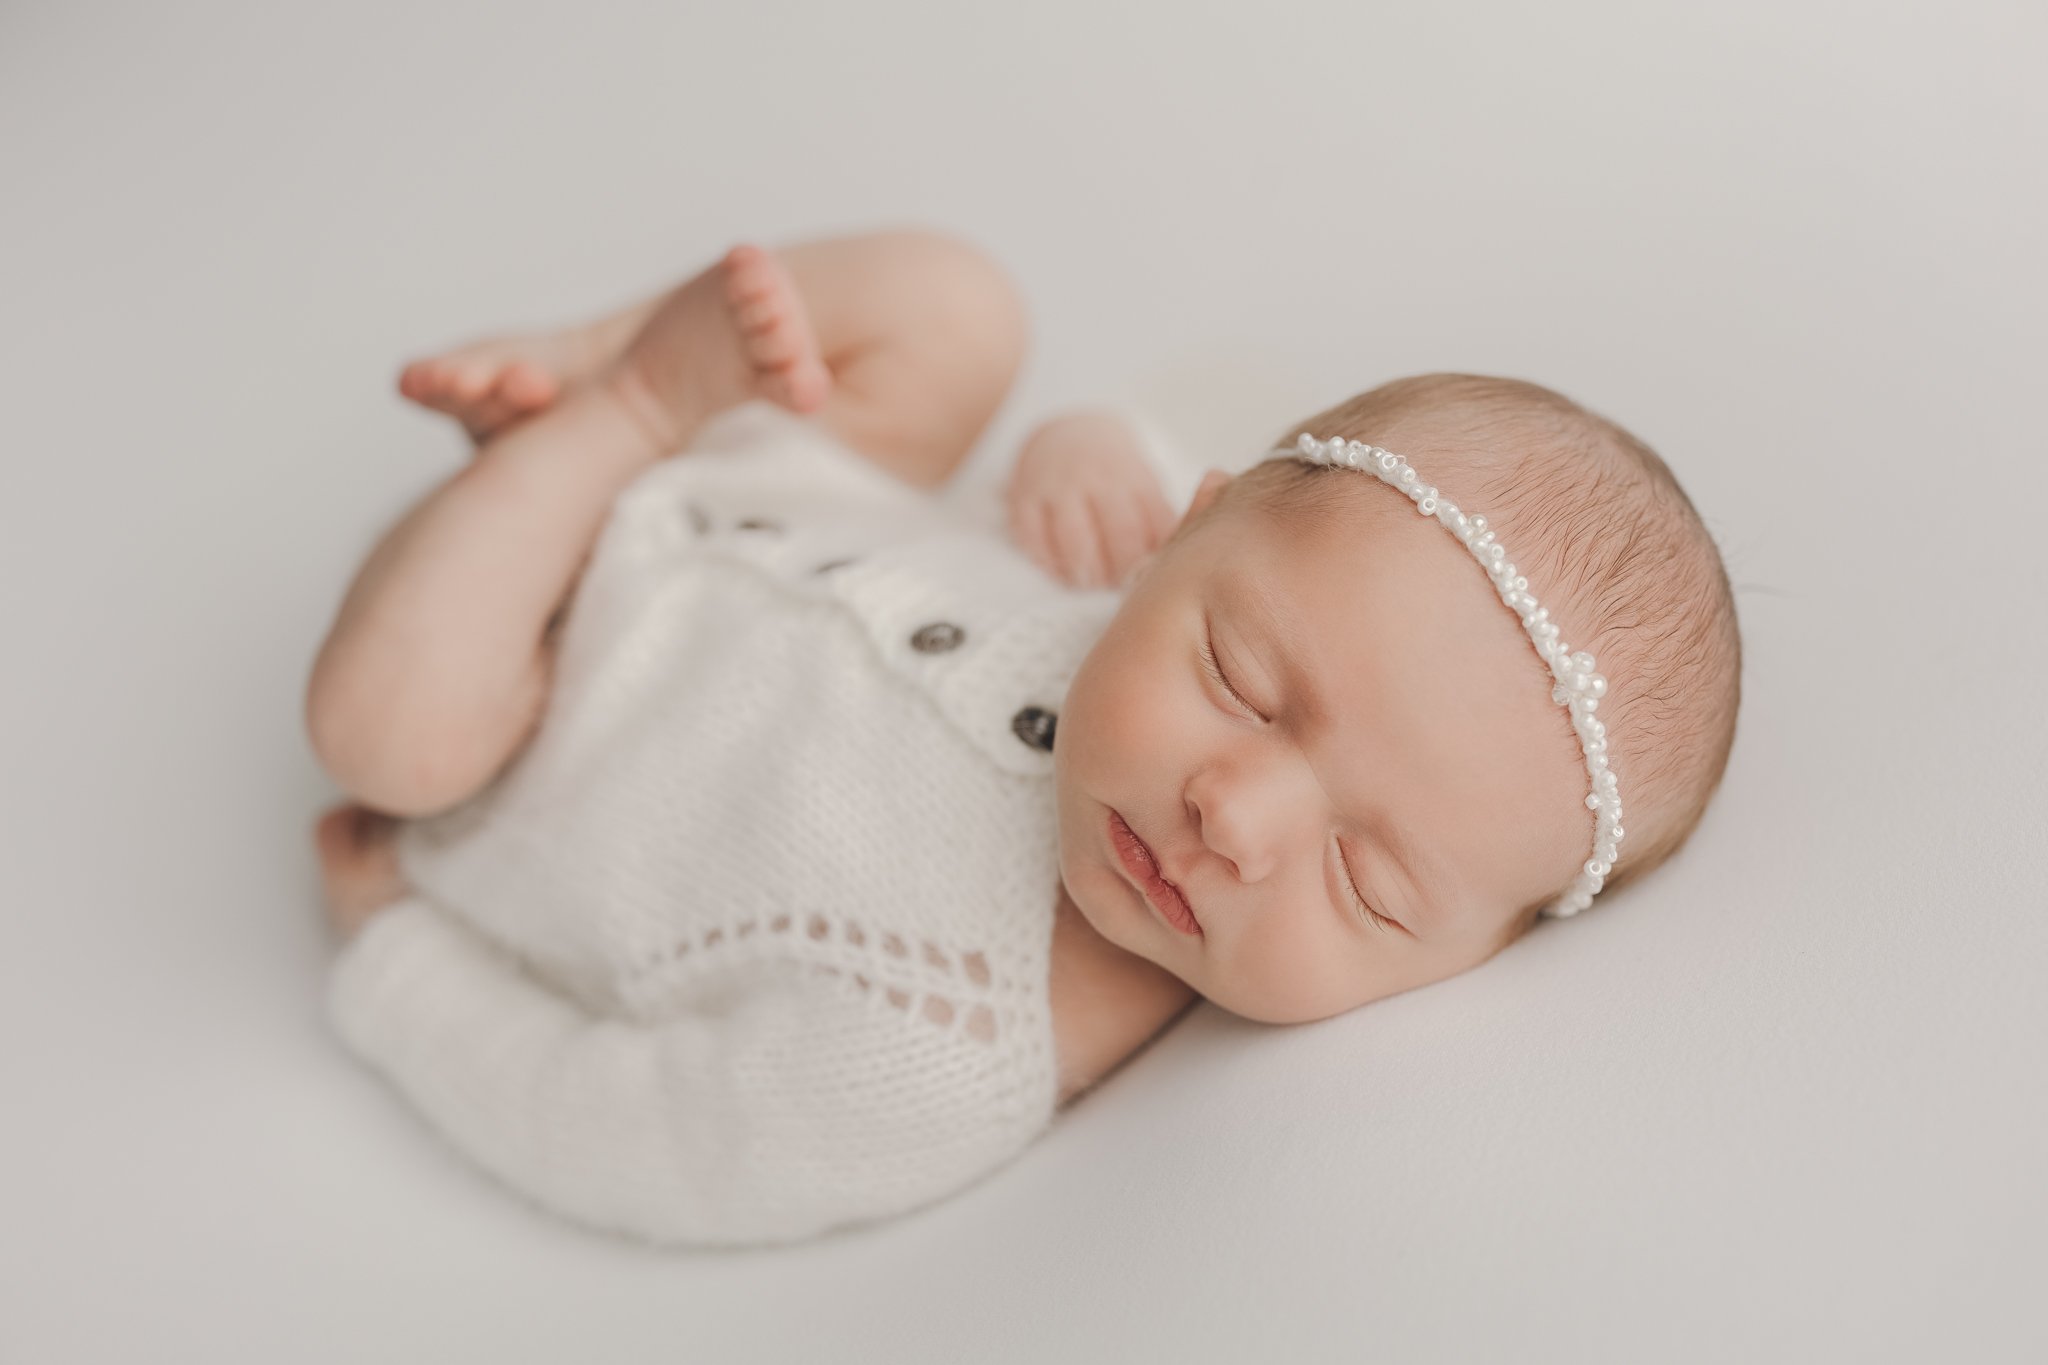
[497,361,557,408]
[397,359,440,402]
[445,361,492,402]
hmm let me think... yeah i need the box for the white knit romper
[327,401,1146,1248]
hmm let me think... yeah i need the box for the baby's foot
[313,802,410,941]
[601,243,834,456]
[397,327,603,443]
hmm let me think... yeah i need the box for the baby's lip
[1110,809,1203,935]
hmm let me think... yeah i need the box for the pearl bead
[1418,496,1438,514]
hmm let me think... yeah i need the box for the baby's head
[1053,373,1742,1024]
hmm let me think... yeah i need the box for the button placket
[1010,706,1058,752]
[909,621,966,654]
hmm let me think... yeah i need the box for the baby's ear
[1186,468,1233,523]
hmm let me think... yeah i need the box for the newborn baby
[308,228,1741,1246]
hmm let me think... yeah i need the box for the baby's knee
[874,228,1030,368]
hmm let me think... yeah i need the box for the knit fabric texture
[326,401,1161,1248]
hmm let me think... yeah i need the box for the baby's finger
[1092,490,1156,583]
[1008,496,1057,578]
[1049,498,1109,588]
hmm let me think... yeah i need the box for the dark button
[910,621,967,654]
[810,557,858,575]
[735,517,783,533]
[1011,706,1057,752]
[684,502,712,535]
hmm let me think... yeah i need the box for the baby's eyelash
[1337,845,1395,934]
[1200,636,1261,719]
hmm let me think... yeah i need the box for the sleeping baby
[306,228,1742,1247]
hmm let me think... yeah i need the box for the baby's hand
[1004,415,1178,590]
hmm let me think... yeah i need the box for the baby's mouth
[1109,809,1203,935]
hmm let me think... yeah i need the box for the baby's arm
[330,895,1032,1246]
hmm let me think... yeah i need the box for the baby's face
[1053,468,1591,1024]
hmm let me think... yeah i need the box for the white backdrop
[4,2,2043,1361]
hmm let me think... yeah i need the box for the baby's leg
[401,229,1026,484]
[309,231,1024,818]
[316,243,847,818]
[613,229,1029,492]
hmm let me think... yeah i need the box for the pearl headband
[1260,433,1623,919]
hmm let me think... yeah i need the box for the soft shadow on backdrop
[2,2,2042,1361]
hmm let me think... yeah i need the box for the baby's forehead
[1237,485,1442,587]
[1225,488,1576,736]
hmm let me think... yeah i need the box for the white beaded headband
[1261,433,1623,919]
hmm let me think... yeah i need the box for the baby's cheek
[1098,657,1188,756]
[1231,911,1390,1024]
